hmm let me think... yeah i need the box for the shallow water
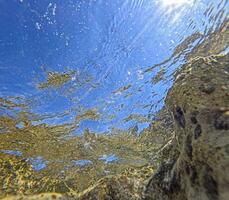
[0,0,228,197]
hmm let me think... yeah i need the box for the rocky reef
[144,54,229,200]
[1,52,228,199]
[76,54,229,200]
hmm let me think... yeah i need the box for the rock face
[1,54,229,200]
[144,54,229,200]
[76,54,229,200]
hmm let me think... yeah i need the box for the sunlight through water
[161,0,193,7]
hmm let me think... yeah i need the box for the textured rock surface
[145,54,229,200]
[76,54,229,200]
[1,54,228,199]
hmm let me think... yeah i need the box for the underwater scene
[0,0,228,199]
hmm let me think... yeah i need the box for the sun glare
[161,0,192,7]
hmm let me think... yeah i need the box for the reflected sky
[0,0,228,134]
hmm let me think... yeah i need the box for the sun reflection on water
[161,0,193,7]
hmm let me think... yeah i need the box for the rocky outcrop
[1,54,229,200]
[144,54,229,200]
[74,54,229,200]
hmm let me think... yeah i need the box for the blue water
[27,156,48,171]
[2,0,226,135]
[99,154,119,164]
[73,159,93,167]
[0,150,22,157]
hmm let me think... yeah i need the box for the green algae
[112,84,132,95]
[123,114,150,123]
[0,106,172,199]
[38,71,75,89]
[2,50,228,200]
[75,109,101,124]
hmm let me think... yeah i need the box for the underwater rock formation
[2,54,228,200]
[73,54,229,200]
[144,54,229,200]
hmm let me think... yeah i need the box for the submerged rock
[73,54,229,200]
[144,54,229,200]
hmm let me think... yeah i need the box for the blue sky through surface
[0,0,227,134]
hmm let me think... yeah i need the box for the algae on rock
[144,54,229,200]
[2,51,228,200]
